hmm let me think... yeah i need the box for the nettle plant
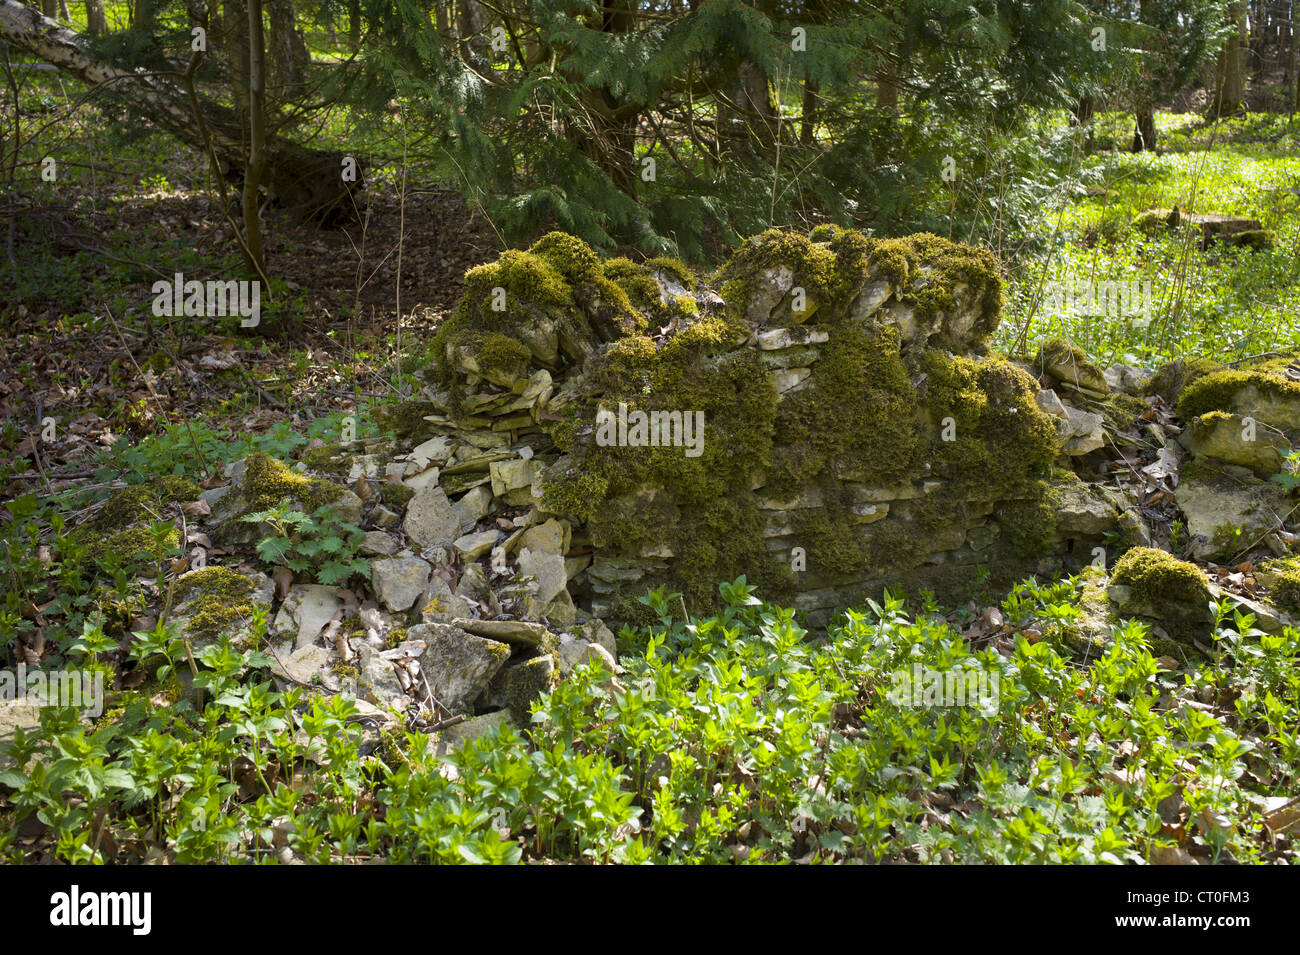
[241,502,369,586]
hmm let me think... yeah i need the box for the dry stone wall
[402,228,1134,628]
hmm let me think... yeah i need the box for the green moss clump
[433,232,647,411]
[646,257,697,288]
[1260,556,1300,613]
[1178,367,1300,421]
[101,525,179,564]
[1133,207,1179,233]
[865,233,1003,338]
[241,452,342,512]
[1228,229,1277,251]
[300,444,355,473]
[713,228,843,325]
[1112,547,1211,609]
[922,351,1059,486]
[173,566,259,642]
[385,626,409,650]
[1144,357,1223,405]
[93,476,202,531]
[1096,392,1150,433]
[770,323,922,498]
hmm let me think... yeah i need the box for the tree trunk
[58,0,68,18]
[348,0,360,52]
[800,79,817,146]
[40,0,56,18]
[1214,1,1249,116]
[1132,108,1157,151]
[268,0,310,96]
[84,0,106,33]
[133,0,155,35]
[243,0,266,274]
[0,0,362,224]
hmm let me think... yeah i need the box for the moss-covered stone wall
[423,228,1093,625]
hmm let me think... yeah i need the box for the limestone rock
[517,547,568,606]
[517,518,569,556]
[1176,464,1289,560]
[1179,412,1288,477]
[1053,480,1121,537]
[403,486,465,550]
[357,644,408,707]
[452,617,547,647]
[359,531,399,557]
[412,623,512,714]
[272,584,343,650]
[421,575,473,622]
[270,644,335,688]
[483,655,556,724]
[371,556,432,612]
[453,529,499,562]
[1037,340,1109,398]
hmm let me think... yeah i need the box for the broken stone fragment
[1052,480,1121,538]
[411,622,512,714]
[403,486,466,550]
[370,556,433,612]
[517,518,569,556]
[453,529,498,562]
[1036,339,1109,398]
[489,458,537,506]
[752,326,829,350]
[270,644,336,690]
[1175,463,1288,561]
[451,617,548,647]
[272,584,343,650]
[1103,363,1154,395]
[359,531,398,557]
[1178,412,1288,477]
[421,575,472,622]
[517,547,568,606]
[356,644,408,707]
[453,485,494,524]
[1060,405,1105,455]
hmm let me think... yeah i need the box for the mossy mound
[1145,357,1224,405]
[1177,359,1300,429]
[171,566,265,645]
[1258,556,1300,614]
[240,452,344,513]
[1110,547,1214,644]
[90,477,201,531]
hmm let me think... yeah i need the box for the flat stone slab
[451,617,548,647]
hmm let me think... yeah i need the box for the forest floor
[1,107,1299,864]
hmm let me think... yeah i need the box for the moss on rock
[1112,547,1211,607]
[1178,366,1300,422]
[241,452,343,513]
[1258,556,1300,613]
[172,566,260,643]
